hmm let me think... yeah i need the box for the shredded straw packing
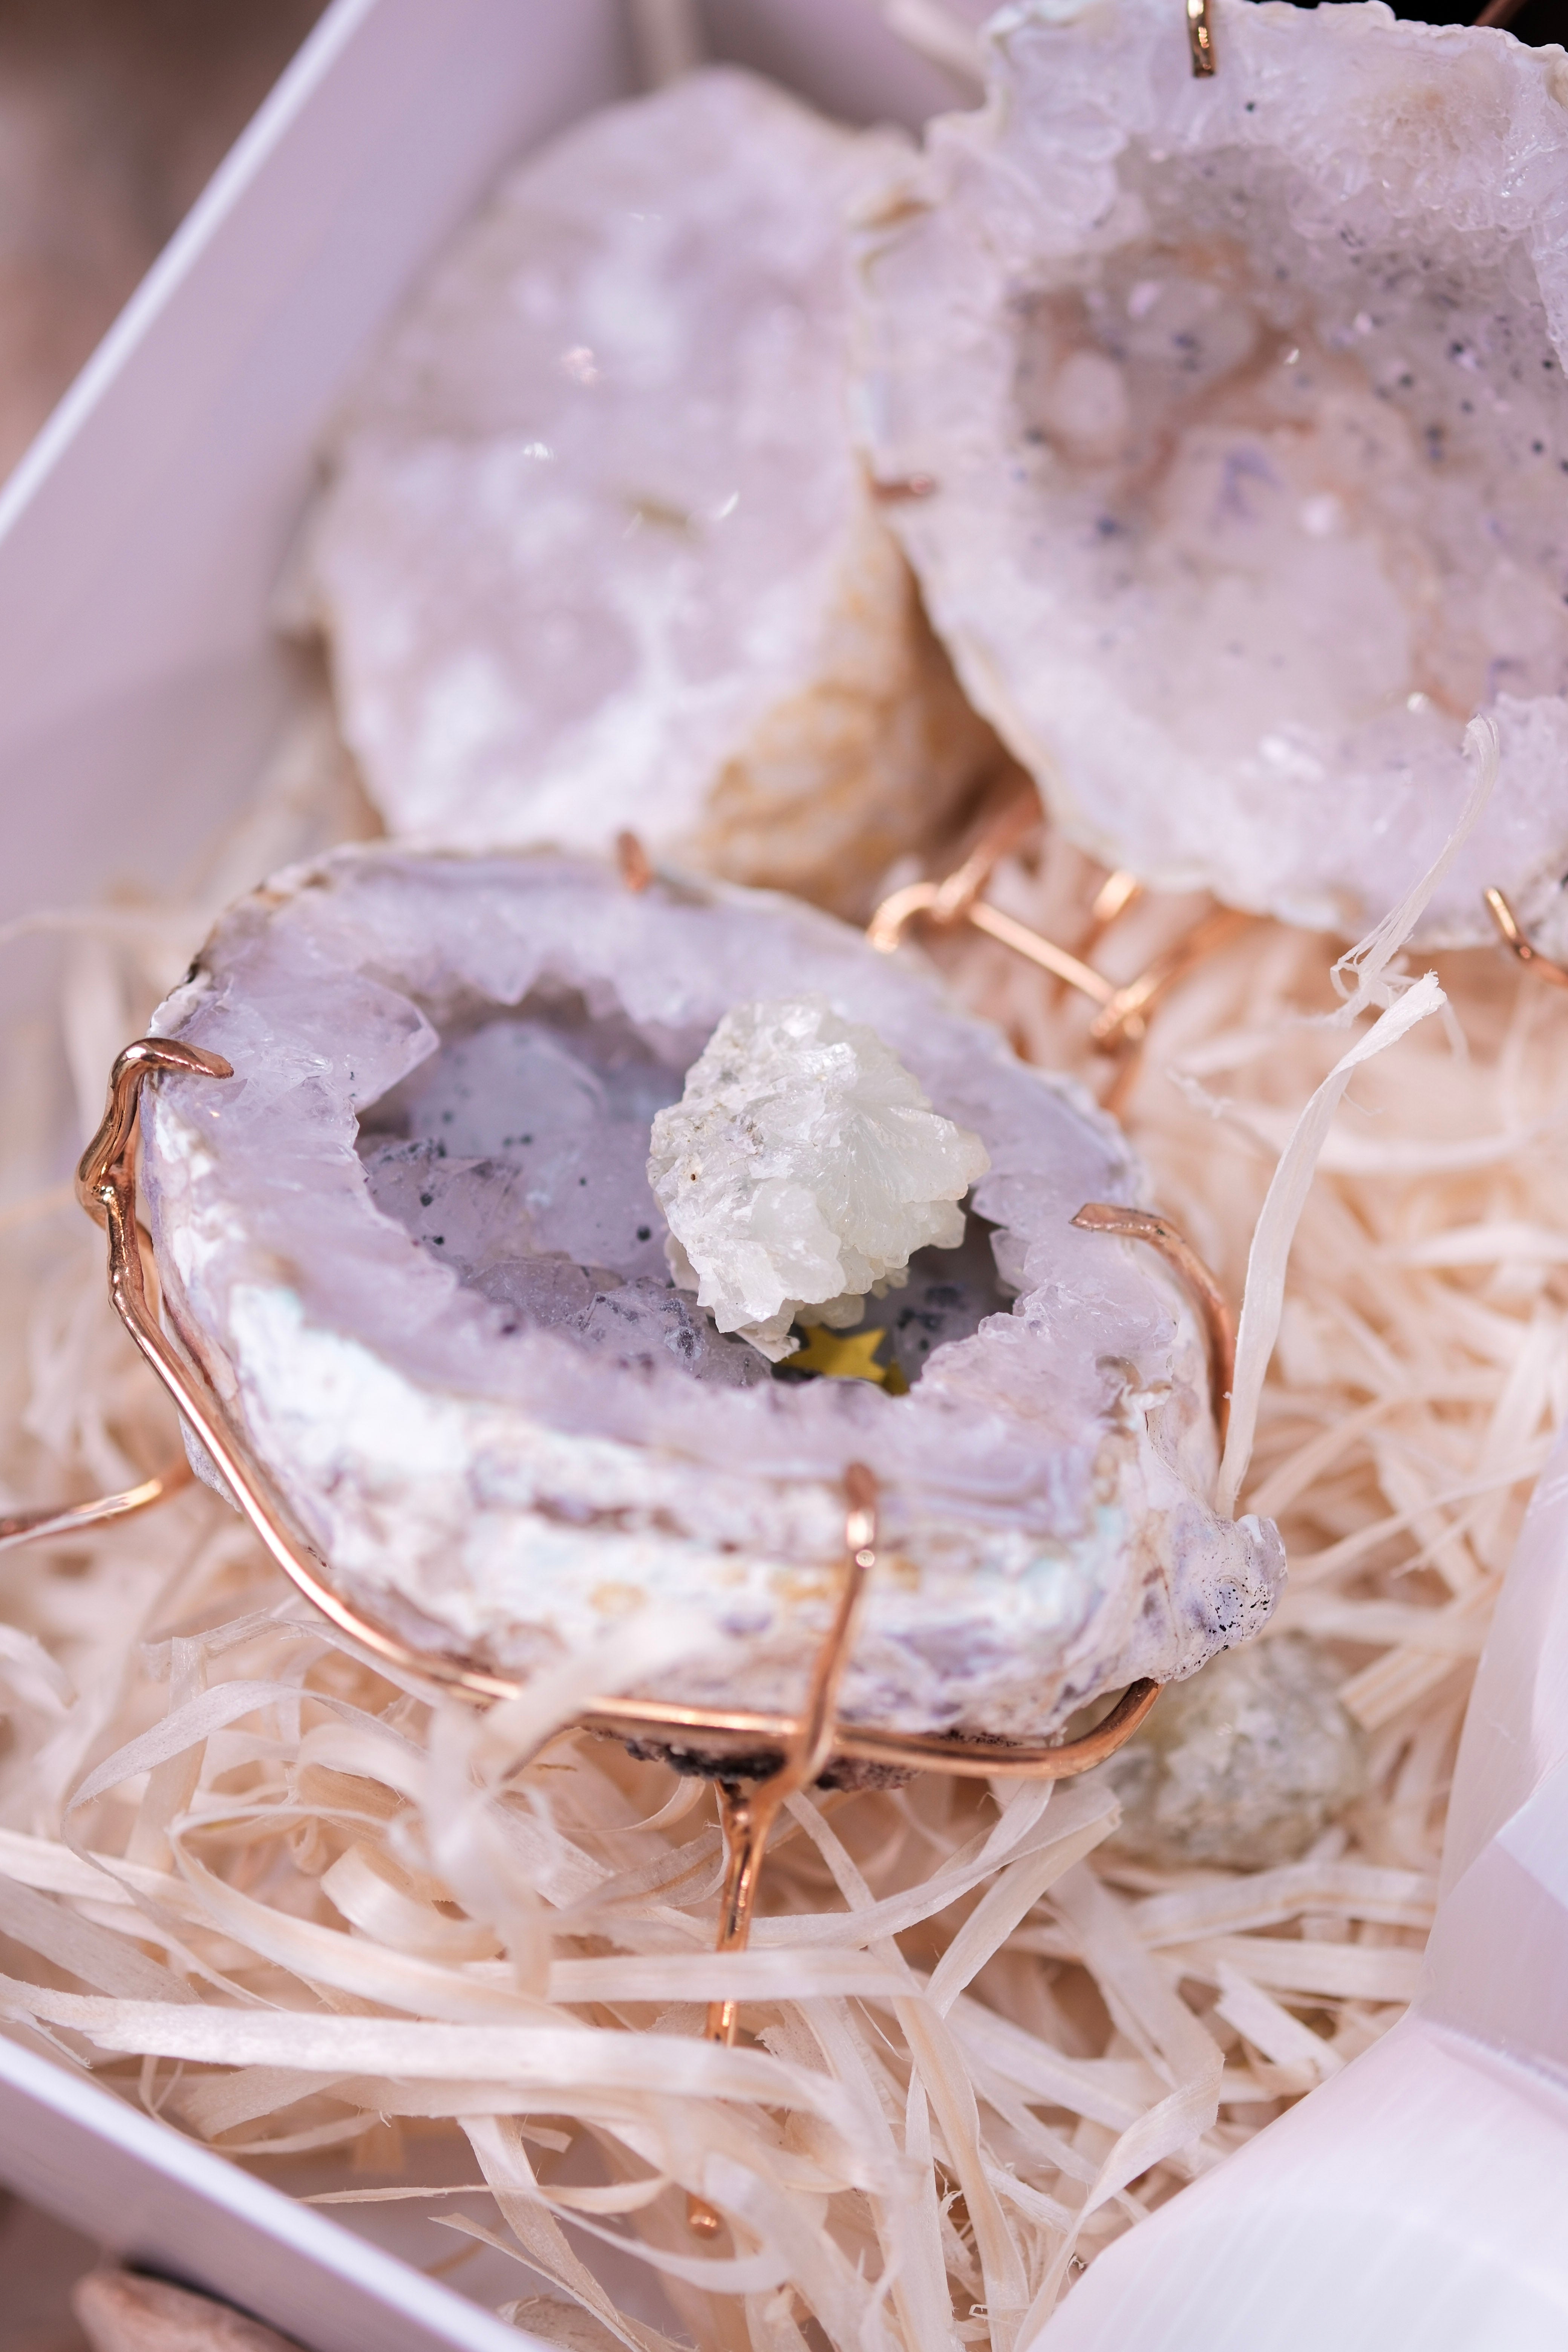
[1,6,1564,2348]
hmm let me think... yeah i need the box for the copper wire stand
[16,984,1239,2243]
[56,1038,1215,2233]
[867,789,1248,1111]
[64,1040,1198,1784]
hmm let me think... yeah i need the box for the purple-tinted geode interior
[356,985,1012,1392]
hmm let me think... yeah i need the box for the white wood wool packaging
[0,6,1565,2352]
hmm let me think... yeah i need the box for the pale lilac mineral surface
[143,850,1281,1738]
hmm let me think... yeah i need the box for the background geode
[298,65,995,921]
[141,848,1281,1739]
[857,0,1568,951]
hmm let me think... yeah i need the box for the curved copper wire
[1484,887,1568,992]
[1072,1201,1235,1446]
[865,787,1043,954]
[0,1461,192,1558]
[1087,906,1251,1052]
[704,1464,877,2047]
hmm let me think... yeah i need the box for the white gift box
[0,4,1566,2347]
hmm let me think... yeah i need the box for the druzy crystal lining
[140,850,1279,1739]
[857,0,1568,950]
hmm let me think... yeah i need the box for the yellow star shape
[790,1325,907,1392]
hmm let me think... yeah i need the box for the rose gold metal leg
[1187,0,1215,75]
[1071,1202,1234,1446]
[870,850,1115,1010]
[701,1779,764,2058]
[865,878,944,953]
[1484,887,1568,991]
[615,831,654,893]
[963,900,1118,1006]
[686,1464,879,2235]
[0,1458,192,1559]
[867,787,1042,954]
[1089,871,1141,934]
[925,792,1043,925]
[868,821,1248,1095]
[1087,905,1252,1054]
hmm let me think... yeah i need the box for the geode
[297,67,992,917]
[856,0,1568,949]
[140,850,1281,1740]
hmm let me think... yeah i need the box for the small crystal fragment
[649,994,989,1359]
[1103,1634,1367,1870]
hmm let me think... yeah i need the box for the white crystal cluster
[297,67,990,914]
[857,0,1568,949]
[139,851,1281,1741]
[649,994,989,1360]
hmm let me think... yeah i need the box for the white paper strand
[1328,714,1499,1021]
[1218,972,1448,1514]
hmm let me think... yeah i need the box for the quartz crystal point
[857,0,1568,951]
[141,850,1282,1741]
[297,68,992,916]
[649,994,990,1360]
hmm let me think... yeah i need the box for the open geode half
[141,851,1280,1740]
[857,0,1568,950]
[296,67,992,919]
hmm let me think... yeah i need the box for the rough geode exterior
[143,851,1281,1739]
[856,0,1568,950]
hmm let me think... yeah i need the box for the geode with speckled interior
[141,851,1281,1740]
[857,0,1568,950]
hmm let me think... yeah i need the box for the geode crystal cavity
[857,0,1568,949]
[141,851,1281,1740]
[297,67,991,916]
